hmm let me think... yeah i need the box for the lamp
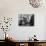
[29,0,44,8]
[1,17,12,40]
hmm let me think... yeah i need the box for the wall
[0,0,46,40]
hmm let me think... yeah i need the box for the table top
[9,40,46,43]
[0,40,5,42]
[5,38,46,43]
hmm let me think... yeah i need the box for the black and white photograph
[19,14,34,26]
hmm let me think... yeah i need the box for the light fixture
[29,0,44,8]
[1,17,12,40]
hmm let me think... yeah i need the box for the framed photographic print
[18,14,34,26]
